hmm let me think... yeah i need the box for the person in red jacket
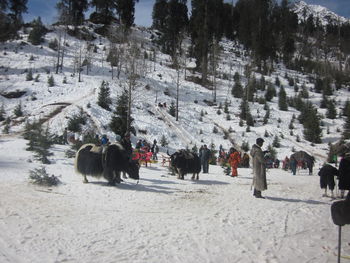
[228,147,241,177]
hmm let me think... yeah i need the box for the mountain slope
[0,24,347,163]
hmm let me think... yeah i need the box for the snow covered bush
[29,167,61,186]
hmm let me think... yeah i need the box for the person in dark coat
[338,153,350,199]
[290,156,297,175]
[199,144,211,173]
[120,132,133,179]
[318,163,338,197]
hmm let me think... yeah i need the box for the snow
[0,136,349,263]
[0,16,350,262]
[293,1,349,26]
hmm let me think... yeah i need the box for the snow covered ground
[0,136,348,263]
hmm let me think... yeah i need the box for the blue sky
[23,0,350,27]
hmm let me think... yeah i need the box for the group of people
[318,153,350,199]
[133,139,159,166]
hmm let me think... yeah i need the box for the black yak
[75,143,139,185]
[169,149,201,180]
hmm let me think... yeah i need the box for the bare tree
[209,39,220,102]
[124,37,142,131]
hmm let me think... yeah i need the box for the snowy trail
[0,138,349,263]
[154,105,195,147]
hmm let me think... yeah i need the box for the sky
[23,0,350,27]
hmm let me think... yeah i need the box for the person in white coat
[250,138,267,199]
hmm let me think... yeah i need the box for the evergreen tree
[265,83,276,102]
[26,69,33,81]
[8,0,28,27]
[97,80,112,111]
[326,99,337,119]
[299,84,309,99]
[302,104,322,144]
[154,0,188,57]
[160,134,168,147]
[239,97,250,121]
[56,0,88,26]
[89,0,116,25]
[116,0,139,36]
[231,73,243,98]
[152,0,168,31]
[28,17,46,45]
[109,89,133,136]
[190,0,225,84]
[168,101,176,117]
[278,86,288,111]
[245,77,256,102]
[224,100,229,114]
[0,104,5,122]
[272,135,280,148]
[13,102,23,117]
[25,121,54,164]
[343,100,350,117]
[343,106,350,140]
[48,75,55,87]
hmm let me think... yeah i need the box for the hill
[0,21,348,163]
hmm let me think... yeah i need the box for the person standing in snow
[290,156,297,175]
[318,163,338,197]
[228,147,241,177]
[199,144,211,173]
[120,132,133,179]
[338,153,350,199]
[250,138,267,199]
[151,139,159,161]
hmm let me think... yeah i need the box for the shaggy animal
[75,143,139,185]
[169,149,201,180]
[290,150,315,175]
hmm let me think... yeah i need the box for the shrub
[29,167,61,186]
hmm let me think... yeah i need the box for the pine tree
[343,100,350,117]
[56,0,88,26]
[160,134,168,147]
[116,0,139,36]
[26,68,33,81]
[13,102,23,117]
[0,104,5,122]
[168,101,176,117]
[9,0,28,27]
[97,80,112,111]
[232,72,243,98]
[265,83,276,102]
[25,121,53,164]
[303,104,322,144]
[343,106,350,140]
[109,89,131,136]
[152,0,168,31]
[28,17,46,45]
[278,86,288,111]
[48,75,55,87]
[326,99,337,119]
[272,135,280,148]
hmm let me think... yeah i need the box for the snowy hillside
[293,0,350,26]
[0,24,348,164]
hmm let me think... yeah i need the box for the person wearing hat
[250,138,267,199]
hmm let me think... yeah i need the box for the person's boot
[254,189,265,199]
